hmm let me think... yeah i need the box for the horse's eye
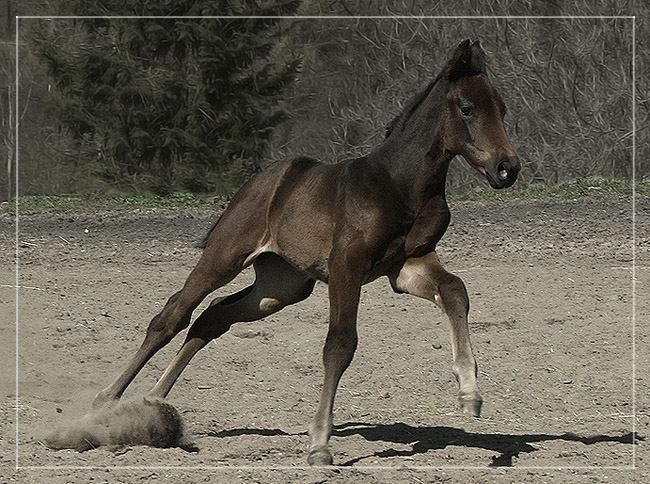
[460,106,474,117]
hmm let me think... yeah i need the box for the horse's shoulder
[404,197,451,256]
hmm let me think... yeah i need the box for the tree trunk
[5,84,14,201]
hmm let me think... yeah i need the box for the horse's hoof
[308,448,333,466]
[459,394,482,418]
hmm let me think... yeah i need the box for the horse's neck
[372,82,453,208]
[368,132,452,212]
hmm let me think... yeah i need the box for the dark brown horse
[93,39,520,465]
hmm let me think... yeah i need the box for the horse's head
[441,40,520,189]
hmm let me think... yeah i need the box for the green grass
[1,179,647,214]
[1,192,226,214]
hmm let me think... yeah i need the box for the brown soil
[1,195,648,483]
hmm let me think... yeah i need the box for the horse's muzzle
[485,156,520,189]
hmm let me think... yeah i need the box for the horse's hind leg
[92,253,244,408]
[92,168,286,408]
[389,251,482,417]
[148,253,315,399]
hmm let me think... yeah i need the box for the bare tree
[1,0,15,201]
[1,2,36,201]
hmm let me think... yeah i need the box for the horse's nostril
[497,160,510,181]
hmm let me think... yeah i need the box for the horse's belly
[268,224,332,282]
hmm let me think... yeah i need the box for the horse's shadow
[207,422,641,467]
[333,422,640,466]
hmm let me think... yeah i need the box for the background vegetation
[1,0,647,200]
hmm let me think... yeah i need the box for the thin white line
[16,465,636,471]
[14,15,20,471]
[631,14,637,471]
[13,14,638,472]
[17,15,634,19]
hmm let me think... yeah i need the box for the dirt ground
[1,195,648,483]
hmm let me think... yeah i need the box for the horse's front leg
[308,251,363,466]
[389,251,482,417]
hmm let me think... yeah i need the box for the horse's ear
[446,39,486,81]
[470,40,486,72]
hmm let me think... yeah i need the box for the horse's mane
[384,73,443,139]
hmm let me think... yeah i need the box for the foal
[93,39,520,465]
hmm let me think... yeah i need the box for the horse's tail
[197,213,223,249]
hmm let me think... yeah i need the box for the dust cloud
[42,398,192,451]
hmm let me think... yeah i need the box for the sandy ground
[1,195,648,483]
